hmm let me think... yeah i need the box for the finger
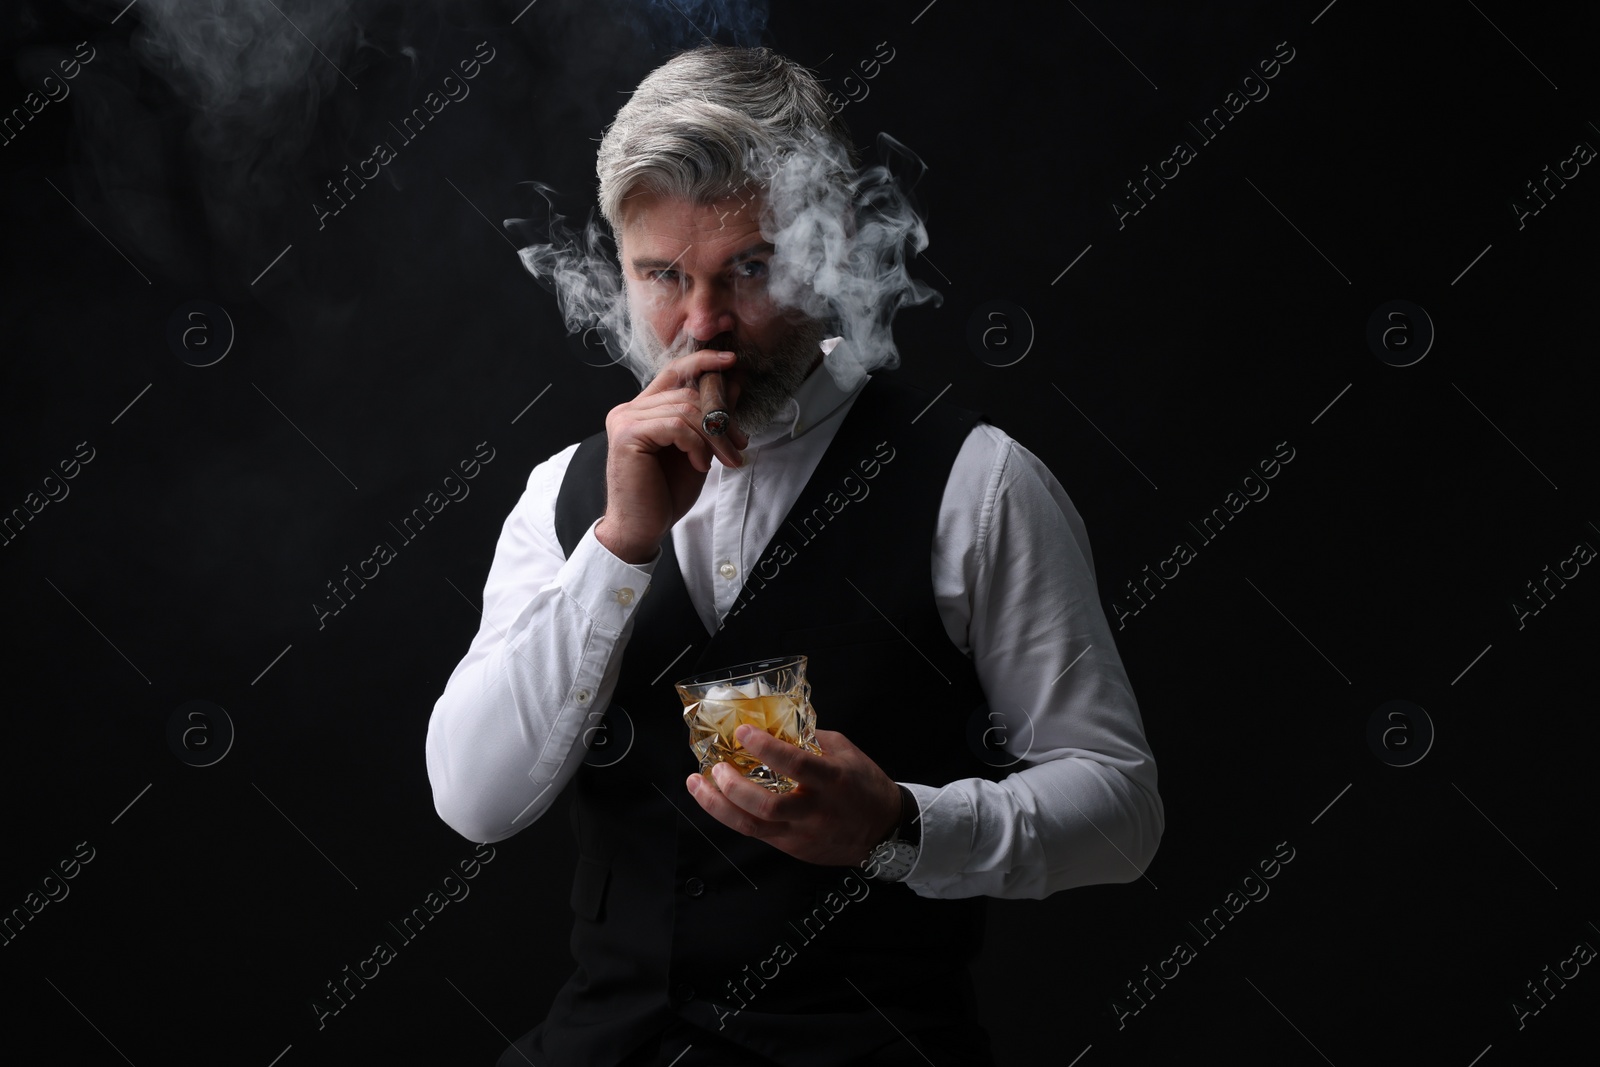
[812,729,851,754]
[622,393,735,454]
[686,772,773,837]
[633,382,744,469]
[736,725,832,782]
[709,760,795,821]
[636,389,736,450]
[623,415,719,473]
[643,348,738,397]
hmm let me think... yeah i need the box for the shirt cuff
[556,519,660,631]
[900,780,975,890]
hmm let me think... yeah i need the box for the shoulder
[949,422,1061,497]
[525,440,584,499]
[494,440,584,556]
[943,422,1085,547]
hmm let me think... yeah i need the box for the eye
[734,260,768,281]
[646,269,680,284]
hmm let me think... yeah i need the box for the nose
[683,281,737,345]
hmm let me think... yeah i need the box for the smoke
[635,0,769,51]
[65,0,402,275]
[512,131,941,394]
[125,0,368,142]
[761,131,941,391]
[513,183,633,371]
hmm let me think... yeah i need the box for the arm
[903,423,1164,899]
[425,444,659,843]
[427,346,748,843]
[682,423,1163,894]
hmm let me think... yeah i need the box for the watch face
[870,841,917,880]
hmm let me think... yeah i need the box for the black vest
[529,375,1003,1067]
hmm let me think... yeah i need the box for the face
[618,190,828,435]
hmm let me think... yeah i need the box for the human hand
[685,727,902,868]
[595,348,751,564]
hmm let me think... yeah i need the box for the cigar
[699,371,731,437]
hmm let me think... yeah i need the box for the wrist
[594,516,657,565]
[876,788,903,844]
[863,785,920,882]
[873,784,918,846]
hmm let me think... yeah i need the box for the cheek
[627,284,674,329]
[734,286,778,321]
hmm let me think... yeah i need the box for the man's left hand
[685,727,901,868]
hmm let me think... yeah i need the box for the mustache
[694,333,737,352]
[684,331,779,372]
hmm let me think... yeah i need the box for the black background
[2,1,1596,1064]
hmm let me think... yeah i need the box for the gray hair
[595,45,861,230]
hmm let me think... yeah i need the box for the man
[426,44,1162,1067]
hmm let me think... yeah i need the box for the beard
[628,308,831,437]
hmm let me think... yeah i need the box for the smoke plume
[513,131,941,393]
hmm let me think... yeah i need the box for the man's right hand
[594,348,751,564]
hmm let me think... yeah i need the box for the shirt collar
[745,337,868,448]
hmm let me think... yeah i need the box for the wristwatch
[865,784,921,882]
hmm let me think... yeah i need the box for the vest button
[685,877,706,898]
[670,981,696,1005]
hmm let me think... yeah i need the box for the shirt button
[719,561,737,580]
[685,877,706,898]
[615,587,635,605]
[574,689,591,705]
[670,981,695,1005]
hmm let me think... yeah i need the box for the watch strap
[894,783,921,847]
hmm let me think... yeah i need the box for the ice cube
[696,698,741,737]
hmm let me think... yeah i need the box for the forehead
[618,190,767,264]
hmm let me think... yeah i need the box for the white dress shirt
[426,363,1163,899]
